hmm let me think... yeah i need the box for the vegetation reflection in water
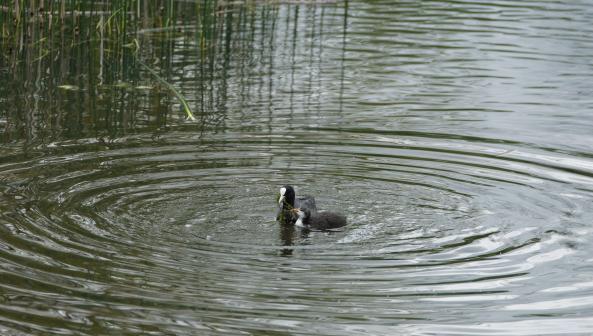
[3,0,341,141]
[2,1,593,336]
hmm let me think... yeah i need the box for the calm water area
[1,1,593,335]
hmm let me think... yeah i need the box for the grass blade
[137,58,196,121]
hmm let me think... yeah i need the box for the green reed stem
[136,58,196,121]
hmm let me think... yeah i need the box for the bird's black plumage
[295,208,347,230]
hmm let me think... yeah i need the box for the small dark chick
[294,208,347,230]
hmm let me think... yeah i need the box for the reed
[137,57,196,121]
[0,0,339,143]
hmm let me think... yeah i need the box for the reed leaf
[136,58,196,121]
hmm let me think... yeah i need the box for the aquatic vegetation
[137,58,196,121]
[0,0,283,140]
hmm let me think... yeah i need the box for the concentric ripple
[3,0,593,335]
[2,128,593,335]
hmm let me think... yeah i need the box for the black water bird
[276,185,317,224]
[293,208,347,230]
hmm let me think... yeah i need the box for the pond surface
[2,1,593,335]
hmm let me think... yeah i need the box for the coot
[276,185,317,224]
[294,208,347,230]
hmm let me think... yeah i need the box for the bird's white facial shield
[278,187,286,205]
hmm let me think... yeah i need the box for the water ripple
[2,0,593,334]
[1,127,592,333]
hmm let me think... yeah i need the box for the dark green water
[2,1,593,335]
